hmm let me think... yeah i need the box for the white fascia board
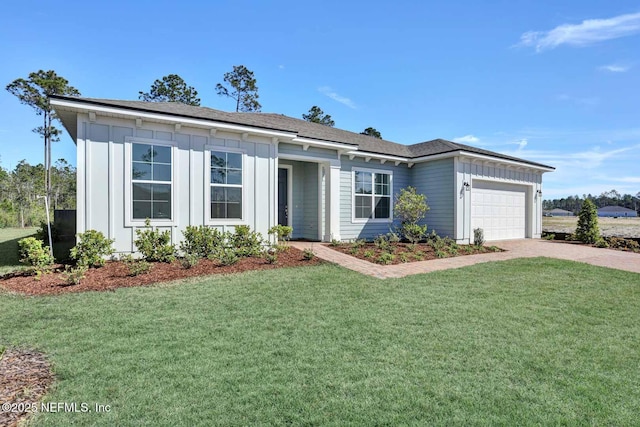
[344,150,408,163]
[412,150,554,172]
[290,137,358,152]
[50,98,297,140]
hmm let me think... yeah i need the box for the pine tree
[575,199,600,244]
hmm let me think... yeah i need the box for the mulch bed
[0,247,322,296]
[0,348,53,427]
[329,242,502,265]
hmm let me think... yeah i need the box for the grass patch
[0,227,38,275]
[1,259,639,425]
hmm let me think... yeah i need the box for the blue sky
[1,0,639,199]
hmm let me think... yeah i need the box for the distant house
[544,208,573,217]
[597,206,638,218]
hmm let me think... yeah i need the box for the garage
[471,181,528,241]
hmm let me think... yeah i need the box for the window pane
[211,203,226,219]
[152,184,171,202]
[132,162,151,180]
[132,183,152,201]
[133,201,151,219]
[355,195,372,219]
[211,187,226,202]
[211,152,226,168]
[211,169,225,184]
[133,144,154,162]
[226,169,242,185]
[152,201,171,219]
[153,164,172,182]
[153,145,171,163]
[375,173,390,196]
[227,200,242,219]
[226,152,242,169]
[355,171,372,194]
[226,187,242,203]
[374,196,390,219]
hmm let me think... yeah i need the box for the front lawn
[0,227,37,275]
[1,259,639,425]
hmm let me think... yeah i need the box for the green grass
[0,227,37,274]
[1,259,639,425]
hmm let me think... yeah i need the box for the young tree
[394,186,430,243]
[6,70,81,197]
[575,198,600,244]
[302,106,335,126]
[215,65,261,112]
[361,127,382,138]
[138,74,201,106]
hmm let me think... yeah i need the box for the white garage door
[471,181,527,241]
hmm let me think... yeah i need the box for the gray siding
[339,157,411,241]
[411,159,455,237]
[80,114,276,254]
[303,163,319,240]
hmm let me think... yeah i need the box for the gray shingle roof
[598,206,636,212]
[51,96,553,169]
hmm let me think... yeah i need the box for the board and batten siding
[410,159,455,238]
[456,159,543,242]
[278,160,319,240]
[338,156,411,241]
[78,114,277,254]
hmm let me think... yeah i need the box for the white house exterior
[51,96,554,253]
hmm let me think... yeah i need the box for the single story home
[544,208,573,217]
[597,206,638,218]
[51,96,554,253]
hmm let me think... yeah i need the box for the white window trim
[124,136,178,227]
[204,146,247,225]
[351,167,393,223]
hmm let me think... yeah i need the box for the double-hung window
[210,150,243,220]
[354,169,392,220]
[131,143,172,220]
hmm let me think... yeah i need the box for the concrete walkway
[289,240,640,279]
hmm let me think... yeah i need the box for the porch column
[323,163,341,241]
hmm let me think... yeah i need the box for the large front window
[210,151,243,219]
[354,170,391,220]
[131,143,172,220]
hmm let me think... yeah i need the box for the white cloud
[515,138,528,150]
[606,176,640,183]
[318,86,356,109]
[599,64,630,72]
[518,12,640,52]
[453,134,480,144]
[278,64,285,70]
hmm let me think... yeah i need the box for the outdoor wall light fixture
[463,182,471,191]
[536,189,542,196]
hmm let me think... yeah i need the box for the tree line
[542,190,640,214]
[0,159,76,228]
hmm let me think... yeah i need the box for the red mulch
[0,348,53,427]
[330,242,502,264]
[0,247,322,296]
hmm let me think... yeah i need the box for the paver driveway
[289,240,640,279]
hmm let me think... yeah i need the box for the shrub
[575,199,600,244]
[377,252,395,265]
[374,234,394,252]
[268,225,293,243]
[435,249,448,258]
[119,254,151,276]
[18,237,54,268]
[264,252,278,264]
[349,246,359,255]
[386,232,401,243]
[134,219,176,262]
[230,225,264,257]
[180,226,225,258]
[217,248,239,266]
[302,248,315,260]
[180,253,200,269]
[398,253,409,263]
[595,239,609,248]
[473,228,485,246]
[62,265,88,285]
[329,239,342,247]
[353,239,366,248]
[363,249,374,258]
[70,230,115,268]
[606,237,640,251]
[543,233,555,241]
[402,223,427,244]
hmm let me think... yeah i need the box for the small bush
[120,254,151,276]
[329,239,342,247]
[606,237,640,251]
[230,225,264,257]
[302,248,315,260]
[595,239,609,248]
[180,253,200,269]
[435,249,448,258]
[70,230,115,268]
[180,226,225,258]
[349,246,359,255]
[575,199,600,244]
[463,245,475,254]
[62,265,88,285]
[398,253,409,263]
[377,252,395,265]
[374,234,394,252]
[386,232,401,243]
[488,245,501,252]
[268,225,293,243]
[264,252,278,264]
[473,228,485,246]
[134,219,176,262]
[401,223,427,244]
[352,239,367,248]
[18,237,54,269]
[543,233,555,240]
[217,248,239,266]
[363,250,374,258]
